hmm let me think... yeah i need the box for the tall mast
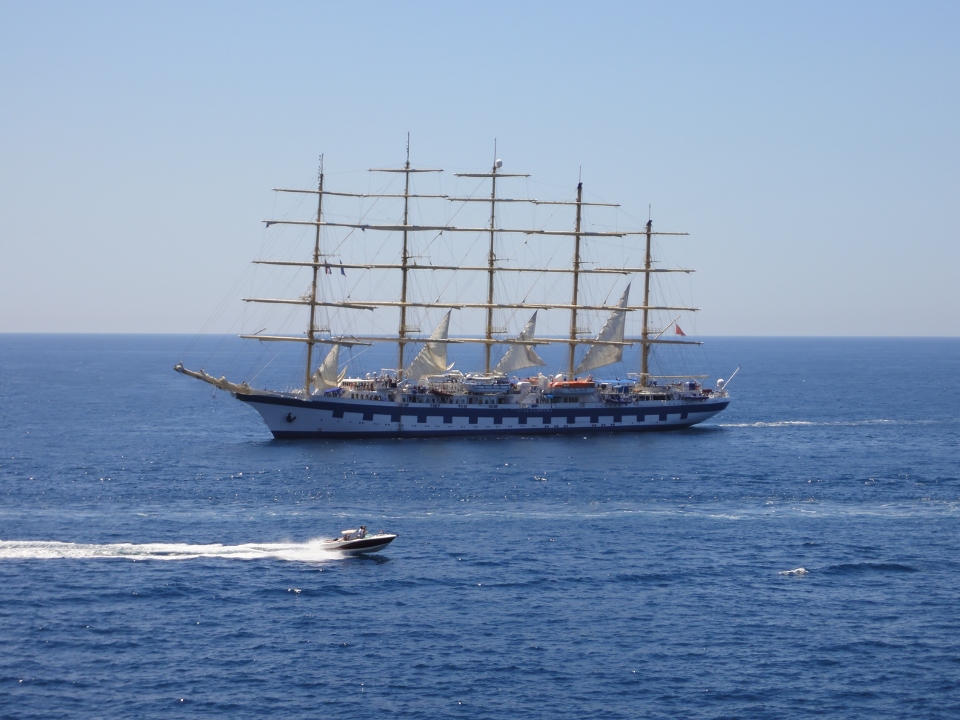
[260,160,690,380]
[485,146,499,373]
[304,155,324,394]
[640,218,653,386]
[367,140,444,378]
[398,135,412,378]
[453,156,531,373]
[567,181,584,377]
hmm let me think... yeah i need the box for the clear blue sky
[2,1,957,335]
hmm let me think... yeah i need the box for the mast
[640,218,653,386]
[485,149,499,373]
[567,181,584,377]
[367,139,444,378]
[451,146,528,373]
[254,155,692,377]
[398,135,412,378]
[304,156,324,394]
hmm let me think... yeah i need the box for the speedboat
[322,526,397,555]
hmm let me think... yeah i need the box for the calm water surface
[1,335,958,718]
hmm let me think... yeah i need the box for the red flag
[675,324,686,336]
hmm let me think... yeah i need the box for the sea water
[1,335,958,719]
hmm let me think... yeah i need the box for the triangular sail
[494,311,546,375]
[574,285,630,375]
[405,311,454,380]
[313,344,347,391]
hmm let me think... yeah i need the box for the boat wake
[0,539,339,563]
[721,419,900,428]
[721,418,960,428]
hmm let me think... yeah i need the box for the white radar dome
[495,159,503,168]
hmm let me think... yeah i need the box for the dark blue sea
[1,335,959,719]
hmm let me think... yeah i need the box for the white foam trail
[721,421,817,427]
[719,418,958,428]
[778,567,809,576]
[0,539,338,563]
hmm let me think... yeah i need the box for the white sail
[405,311,454,380]
[494,311,546,375]
[574,285,630,375]
[313,344,347,391]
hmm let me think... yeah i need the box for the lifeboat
[547,379,596,396]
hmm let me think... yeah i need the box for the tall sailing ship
[176,144,732,438]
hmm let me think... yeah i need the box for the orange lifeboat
[547,379,596,396]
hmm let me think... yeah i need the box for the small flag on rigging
[324,264,332,275]
[675,324,686,336]
[340,262,346,276]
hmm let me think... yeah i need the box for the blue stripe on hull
[237,393,730,439]
[269,423,709,440]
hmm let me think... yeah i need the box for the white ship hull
[237,392,730,439]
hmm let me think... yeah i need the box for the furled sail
[574,285,630,375]
[494,311,546,375]
[313,344,347,391]
[405,311,454,380]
